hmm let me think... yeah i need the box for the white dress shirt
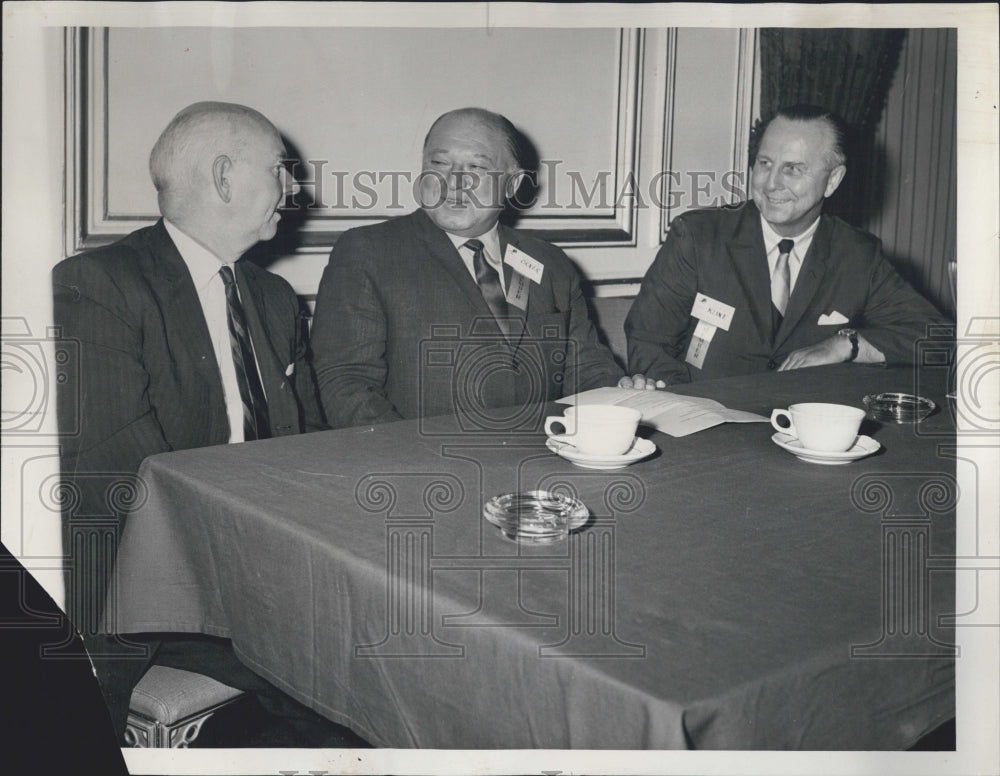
[760,215,821,295]
[446,223,507,294]
[163,219,262,443]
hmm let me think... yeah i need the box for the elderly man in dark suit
[311,107,626,429]
[625,104,944,387]
[53,101,334,744]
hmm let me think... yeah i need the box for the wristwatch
[838,328,859,362]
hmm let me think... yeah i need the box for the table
[106,364,956,749]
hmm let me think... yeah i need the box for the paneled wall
[861,29,958,316]
[66,27,754,297]
[66,25,957,313]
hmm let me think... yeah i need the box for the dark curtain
[755,29,906,226]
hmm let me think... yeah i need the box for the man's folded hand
[618,374,667,391]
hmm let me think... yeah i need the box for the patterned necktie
[464,239,509,324]
[219,265,270,440]
[771,238,794,320]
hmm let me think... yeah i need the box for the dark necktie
[219,265,270,440]
[464,239,509,324]
[771,238,794,328]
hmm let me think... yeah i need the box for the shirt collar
[163,219,230,291]
[759,214,821,262]
[446,223,503,266]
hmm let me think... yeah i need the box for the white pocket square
[285,363,295,376]
[817,311,849,326]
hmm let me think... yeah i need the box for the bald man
[53,102,329,743]
[311,107,624,429]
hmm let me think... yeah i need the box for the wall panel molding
[658,28,679,242]
[65,27,645,254]
[730,28,757,199]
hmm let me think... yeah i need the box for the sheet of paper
[558,387,768,437]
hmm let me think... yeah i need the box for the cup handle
[770,409,796,437]
[544,415,575,439]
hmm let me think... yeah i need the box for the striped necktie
[219,265,270,440]
[771,238,794,321]
[465,239,509,324]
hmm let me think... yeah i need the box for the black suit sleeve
[854,244,948,365]
[624,217,698,384]
[310,229,404,429]
[53,256,172,480]
[557,255,625,394]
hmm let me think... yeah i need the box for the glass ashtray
[863,392,936,423]
[483,490,589,544]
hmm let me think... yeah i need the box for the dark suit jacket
[53,220,325,739]
[311,209,623,428]
[53,220,323,485]
[625,202,945,384]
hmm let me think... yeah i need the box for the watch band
[838,328,859,362]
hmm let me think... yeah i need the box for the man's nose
[449,169,477,192]
[283,169,300,197]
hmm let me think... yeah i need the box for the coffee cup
[770,402,865,452]
[544,404,642,457]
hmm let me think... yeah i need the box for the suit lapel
[498,226,529,347]
[724,205,773,346]
[234,262,283,381]
[235,261,300,432]
[414,211,498,319]
[773,215,832,351]
[415,210,516,345]
[146,222,222,389]
[144,221,229,442]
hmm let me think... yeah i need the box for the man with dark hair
[53,101,333,744]
[311,107,625,428]
[624,104,944,386]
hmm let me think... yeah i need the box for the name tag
[691,294,735,331]
[684,320,717,370]
[506,269,530,310]
[504,245,544,285]
[692,319,717,342]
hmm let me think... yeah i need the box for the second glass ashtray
[483,490,589,544]
[863,392,936,423]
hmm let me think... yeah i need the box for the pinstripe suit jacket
[310,209,623,428]
[53,220,323,523]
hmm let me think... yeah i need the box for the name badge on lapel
[506,269,530,310]
[685,320,717,370]
[690,294,735,331]
[504,245,544,285]
[685,294,734,370]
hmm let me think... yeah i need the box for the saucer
[771,432,880,465]
[546,436,656,470]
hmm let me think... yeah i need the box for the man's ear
[504,169,531,202]
[824,164,846,198]
[213,155,233,203]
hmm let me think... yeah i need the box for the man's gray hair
[149,101,273,218]
[750,104,850,170]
